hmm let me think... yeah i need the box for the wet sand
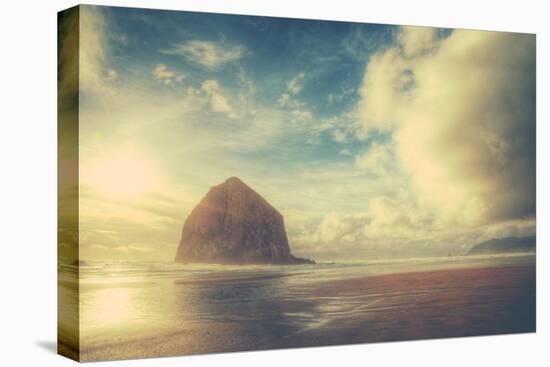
[75,264,535,361]
[302,265,536,345]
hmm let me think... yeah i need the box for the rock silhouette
[175,177,314,265]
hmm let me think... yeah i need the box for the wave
[62,252,535,287]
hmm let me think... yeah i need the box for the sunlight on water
[88,287,133,326]
[58,253,535,359]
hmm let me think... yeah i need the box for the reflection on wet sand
[58,255,536,361]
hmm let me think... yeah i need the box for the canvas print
[58,4,536,362]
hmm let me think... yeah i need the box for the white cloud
[332,129,348,143]
[342,25,393,61]
[161,40,245,69]
[291,109,312,122]
[310,111,359,146]
[297,198,535,259]
[201,79,234,117]
[277,93,292,108]
[291,182,536,259]
[152,64,185,85]
[354,142,394,176]
[327,87,355,105]
[355,47,409,137]
[356,27,535,224]
[277,72,313,122]
[312,212,366,244]
[286,72,305,95]
[297,194,434,257]
[398,25,438,57]
[80,6,118,99]
[277,93,312,122]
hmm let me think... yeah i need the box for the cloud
[327,87,355,105]
[354,142,394,176]
[310,111,359,145]
[161,40,245,69]
[277,72,313,122]
[152,64,185,84]
[286,72,305,95]
[355,47,409,137]
[200,79,234,117]
[297,198,535,259]
[311,212,369,244]
[291,109,312,122]
[277,93,312,122]
[397,25,439,57]
[277,93,293,108]
[341,24,395,61]
[356,27,535,224]
[79,6,118,99]
[332,129,348,143]
[295,195,435,257]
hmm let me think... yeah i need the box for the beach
[58,254,536,361]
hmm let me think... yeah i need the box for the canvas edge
[57,4,81,362]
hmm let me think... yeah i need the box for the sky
[64,5,535,261]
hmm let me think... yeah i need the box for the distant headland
[467,236,535,255]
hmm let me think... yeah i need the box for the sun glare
[83,146,163,200]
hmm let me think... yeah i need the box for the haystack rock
[175,177,314,265]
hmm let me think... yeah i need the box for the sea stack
[175,177,314,265]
